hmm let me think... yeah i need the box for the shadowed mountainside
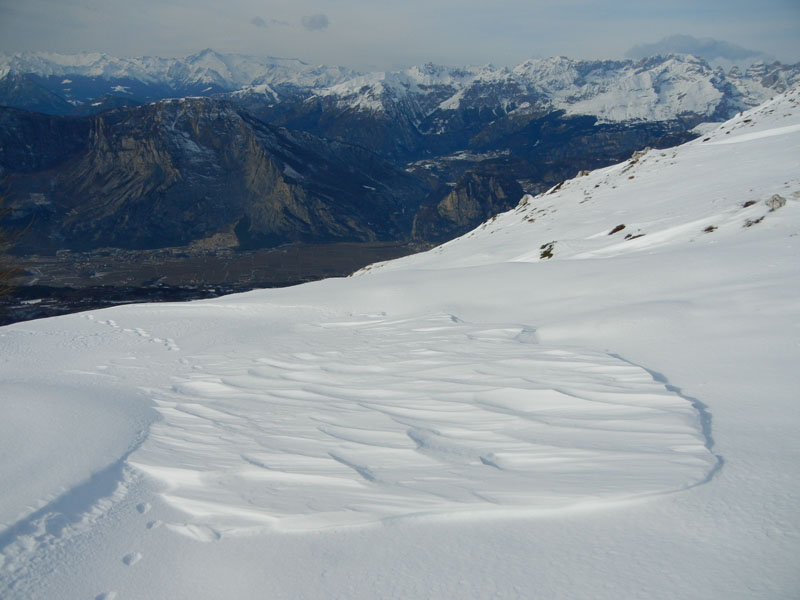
[1,98,428,253]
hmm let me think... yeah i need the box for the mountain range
[2,50,798,126]
[1,49,799,257]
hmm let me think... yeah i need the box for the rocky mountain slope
[1,98,426,252]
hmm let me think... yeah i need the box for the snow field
[0,86,799,598]
[126,313,715,534]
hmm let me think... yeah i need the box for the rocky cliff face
[412,172,524,243]
[1,98,428,252]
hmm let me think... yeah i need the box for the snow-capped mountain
[0,48,349,88]
[0,50,175,83]
[1,86,798,599]
[511,55,727,121]
[316,54,800,126]
[2,50,797,123]
[312,63,486,118]
[0,49,359,105]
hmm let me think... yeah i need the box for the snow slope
[1,88,799,598]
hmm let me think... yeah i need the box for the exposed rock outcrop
[412,172,524,242]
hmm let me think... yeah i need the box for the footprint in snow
[136,502,151,515]
[122,552,142,566]
[113,324,181,351]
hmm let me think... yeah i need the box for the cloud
[626,34,763,62]
[250,16,292,30]
[301,14,329,32]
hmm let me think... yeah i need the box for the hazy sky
[0,0,797,70]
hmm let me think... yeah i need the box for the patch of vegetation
[539,241,556,259]
[703,225,718,233]
[744,216,764,227]
[609,224,626,235]
[742,200,757,208]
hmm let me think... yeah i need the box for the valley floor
[1,241,423,326]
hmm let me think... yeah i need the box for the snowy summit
[1,88,799,598]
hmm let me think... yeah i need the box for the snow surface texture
[131,313,714,534]
[1,88,799,598]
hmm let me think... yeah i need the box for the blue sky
[0,0,797,69]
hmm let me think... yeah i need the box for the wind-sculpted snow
[119,312,715,535]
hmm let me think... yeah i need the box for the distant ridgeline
[1,50,798,254]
